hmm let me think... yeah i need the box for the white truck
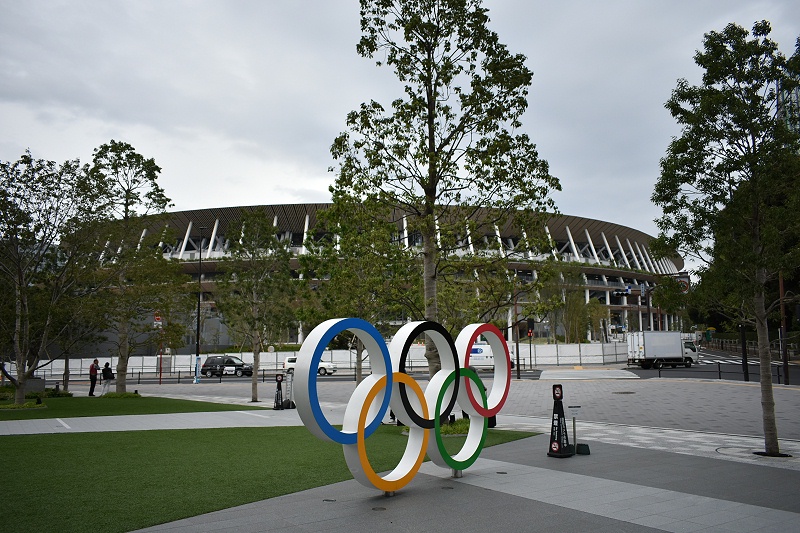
[627,331,694,369]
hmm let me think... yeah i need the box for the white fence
[13,341,628,380]
[516,341,628,366]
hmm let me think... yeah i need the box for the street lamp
[194,226,206,384]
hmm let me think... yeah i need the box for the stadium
[156,203,686,352]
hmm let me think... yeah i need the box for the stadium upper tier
[152,203,683,278]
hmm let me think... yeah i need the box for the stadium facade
[155,204,685,352]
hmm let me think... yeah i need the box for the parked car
[201,355,253,378]
[283,356,337,375]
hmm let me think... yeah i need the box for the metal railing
[704,339,798,359]
[654,360,788,384]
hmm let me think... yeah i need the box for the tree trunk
[422,217,439,377]
[355,337,364,384]
[251,342,260,403]
[115,321,130,394]
[423,51,440,379]
[13,356,37,405]
[14,379,26,404]
[754,285,780,455]
[13,284,28,404]
[62,353,70,392]
[422,239,442,377]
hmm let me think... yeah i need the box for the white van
[467,345,494,369]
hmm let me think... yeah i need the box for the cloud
[1,0,798,253]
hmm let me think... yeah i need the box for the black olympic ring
[395,321,460,429]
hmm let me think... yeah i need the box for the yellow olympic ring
[343,373,429,492]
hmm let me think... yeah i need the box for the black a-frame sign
[547,384,575,458]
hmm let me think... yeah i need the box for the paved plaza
[3,369,799,532]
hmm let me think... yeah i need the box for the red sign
[553,384,563,400]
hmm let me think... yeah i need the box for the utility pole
[740,323,749,382]
[780,272,790,385]
[194,226,206,384]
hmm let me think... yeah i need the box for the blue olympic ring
[294,318,392,445]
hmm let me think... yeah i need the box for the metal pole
[195,226,206,384]
[740,323,749,382]
[529,334,532,369]
[513,296,521,379]
[515,329,521,379]
[159,340,163,385]
[780,272,790,385]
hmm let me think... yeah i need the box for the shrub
[0,401,46,410]
[25,388,73,399]
[0,385,13,401]
[2,385,73,401]
[439,416,471,435]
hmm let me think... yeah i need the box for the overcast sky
[2,1,798,247]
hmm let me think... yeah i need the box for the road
[626,346,797,383]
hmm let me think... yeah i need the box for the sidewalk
[5,374,800,532]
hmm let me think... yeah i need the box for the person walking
[100,362,114,396]
[88,359,100,396]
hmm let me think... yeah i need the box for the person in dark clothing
[88,359,100,396]
[100,362,114,396]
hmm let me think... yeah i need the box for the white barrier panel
[16,341,629,379]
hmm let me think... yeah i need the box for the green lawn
[0,396,268,420]
[3,425,534,533]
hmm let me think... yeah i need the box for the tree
[651,275,690,331]
[651,21,800,455]
[0,152,105,403]
[88,140,181,393]
[216,209,299,402]
[330,0,559,373]
[560,268,588,343]
[304,196,420,381]
[535,262,587,343]
[94,240,190,393]
[1,142,185,399]
[586,298,608,341]
[436,259,514,335]
[518,263,563,343]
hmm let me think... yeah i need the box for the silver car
[283,356,338,375]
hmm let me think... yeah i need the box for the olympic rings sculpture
[294,318,511,492]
